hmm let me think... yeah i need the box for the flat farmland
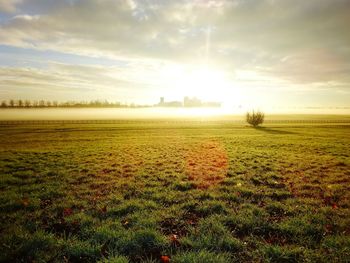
[0,120,349,262]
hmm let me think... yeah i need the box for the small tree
[246,110,264,127]
[24,100,31,107]
[39,100,45,107]
[1,101,7,107]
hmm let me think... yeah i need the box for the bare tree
[24,100,31,107]
[9,99,15,107]
[1,101,7,107]
[246,110,265,127]
[39,100,45,107]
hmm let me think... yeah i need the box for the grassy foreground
[0,120,349,262]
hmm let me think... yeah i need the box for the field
[0,119,350,262]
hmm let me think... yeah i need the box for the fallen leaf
[22,198,30,207]
[161,255,170,263]
[187,220,195,225]
[170,234,180,246]
[170,234,178,242]
[325,224,333,233]
[63,208,73,217]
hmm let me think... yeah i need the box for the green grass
[0,120,349,262]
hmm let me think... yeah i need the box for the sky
[0,0,349,109]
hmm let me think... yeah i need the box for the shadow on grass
[253,126,299,135]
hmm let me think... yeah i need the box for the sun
[158,64,238,109]
[173,66,230,102]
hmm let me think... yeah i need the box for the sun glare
[181,68,227,100]
[164,65,230,103]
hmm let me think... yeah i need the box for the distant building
[184,96,221,107]
[156,96,221,108]
[164,101,183,107]
[157,97,182,107]
[183,96,202,107]
[159,97,165,105]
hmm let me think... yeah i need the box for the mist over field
[1,108,350,121]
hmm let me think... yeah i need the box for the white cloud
[0,0,349,105]
[0,61,178,103]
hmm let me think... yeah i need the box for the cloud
[0,63,142,101]
[0,60,178,103]
[0,0,22,14]
[0,0,349,104]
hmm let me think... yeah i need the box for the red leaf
[187,220,195,225]
[161,255,170,263]
[332,203,338,209]
[170,234,180,246]
[170,234,178,242]
[22,198,30,207]
[63,208,73,217]
[325,224,333,233]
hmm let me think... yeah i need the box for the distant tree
[246,110,265,127]
[24,100,31,107]
[92,100,102,107]
[113,101,121,107]
[39,100,45,107]
[2,98,145,108]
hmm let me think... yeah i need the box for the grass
[0,120,349,262]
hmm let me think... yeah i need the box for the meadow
[0,118,349,262]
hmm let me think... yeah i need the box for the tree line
[0,99,149,108]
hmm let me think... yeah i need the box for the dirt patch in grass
[185,141,228,189]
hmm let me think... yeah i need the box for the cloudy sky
[0,0,349,108]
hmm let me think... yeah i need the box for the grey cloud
[0,63,148,101]
[0,0,349,86]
